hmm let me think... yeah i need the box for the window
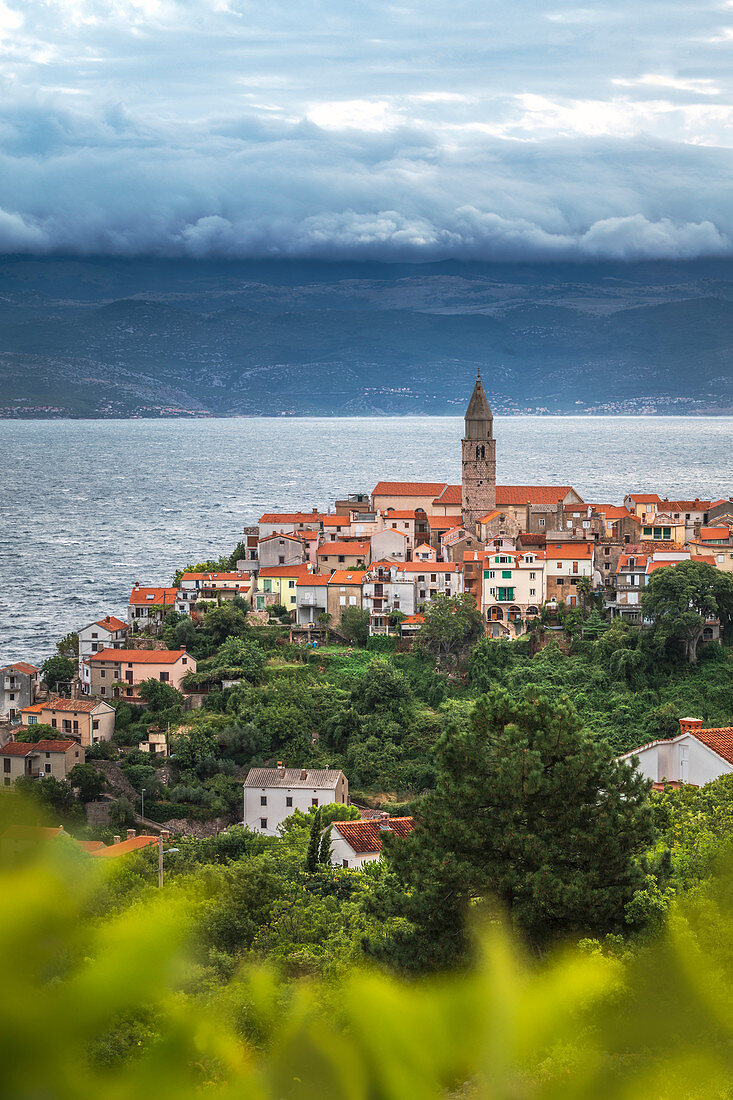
[338,556,345,563]
[100,687,105,695]
[557,577,564,586]
[502,570,512,579]
[91,632,98,639]
[260,818,267,830]
[288,579,295,589]
[159,671,169,682]
[4,777,10,787]
[489,570,495,579]
[312,798,319,806]
[73,721,78,733]
[3,759,9,773]
[51,718,57,728]
[339,596,346,605]
[530,588,536,596]
[556,562,562,570]
[100,670,106,678]
[260,795,267,806]
[27,715,37,725]
[539,518,545,527]
[530,572,536,579]
[349,596,357,605]
[45,763,51,774]
[343,859,349,868]
[286,796,293,807]
[278,555,285,564]
[181,657,187,665]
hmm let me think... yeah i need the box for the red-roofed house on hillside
[0,661,39,724]
[1,738,83,786]
[20,697,115,746]
[330,814,414,869]
[88,649,195,703]
[296,573,332,626]
[78,615,128,693]
[257,532,308,570]
[258,511,324,538]
[327,570,366,625]
[128,585,179,632]
[618,717,733,786]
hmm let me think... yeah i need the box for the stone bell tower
[461,371,496,532]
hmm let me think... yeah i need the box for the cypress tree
[305,807,322,873]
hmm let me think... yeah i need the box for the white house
[78,615,128,692]
[242,766,348,836]
[618,717,733,786]
[329,814,414,869]
[369,526,409,563]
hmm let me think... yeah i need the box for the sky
[3,0,733,261]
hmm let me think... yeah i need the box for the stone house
[257,533,307,570]
[544,542,596,606]
[0,662,39,724]
[317,540,370,571]
[327,570,365,625]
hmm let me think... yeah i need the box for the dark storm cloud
[2,0,733,259]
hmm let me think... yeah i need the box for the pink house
[88,648,196,702]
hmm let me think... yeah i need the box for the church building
[461,373,496,532]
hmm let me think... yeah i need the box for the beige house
[21,698,115,746]
[88,648,196,702]
[371,482,449,513]
[1,739,83,787]
[317,540,370,571]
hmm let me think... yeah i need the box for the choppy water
[1,416,731,666]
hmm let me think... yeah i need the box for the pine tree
[318,827,332,866]
[368,686,657,972]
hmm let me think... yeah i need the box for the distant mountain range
[1,256,732,417]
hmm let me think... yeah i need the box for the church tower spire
[461,372,496,532]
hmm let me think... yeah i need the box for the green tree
[305,807,323,872]
[137,678,184,711]
[204,604,249,644]
[56,632,79,659]
[170,726,216,771]
[214,636,266,682]
[642,559,733,663]
[371,687,657,969]
[40,654,76,693]
[416,593,484,662]
[68,763,108,803]
[339,606,370,646]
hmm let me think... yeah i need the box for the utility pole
[158,834,163,888]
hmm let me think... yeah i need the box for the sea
[1,416,731,667]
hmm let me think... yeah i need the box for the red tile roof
[317,541,369,556]
[629,493,662,503]
[89,648,190,664]
[0,738,77,755]
[400,561,460,573]
[322,515,351,526]
[1,825,65,839]
[23,697,109,714]
[258,512,323,523]
[258,564,313,578]
[296,573,332,587]
[518,533,547,546]
[128,586,178,606]
[1,661,39,675]
[328,570,366,584]
[661,499,712,511]
[497,485,577,506]
[0,741,34,756]
[695,727,733,765]
[433,485,462,505]
[548,543,594,559]
[382,509,417,519]
[372,482,448,498]
[95,616,128,632]
[588,504,635,520]
[401,614,425,625]
[426,515,463,529]
[32,739,79,753]
[333,816,414,854]
[700,527,731,539]
[258,532,305,543]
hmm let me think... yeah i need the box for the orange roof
[382,509,417,519]
[92,835,159,858]
[32,739,79,753]
[258,531,305,543]
[322,515,351,526]
[128,586,178,606]
[426,515,463,529]
[700,527,730,539]
[89,648,190,664]
[258,564,313,578]
[588,504,634,520]
[296,573,331,587]
[1,661,39,675]
[477,509,501,523]
[333,816,414,854]
[618,553,649,570]
[372,481,448,497]
[317,540,369,556]
[517,533,546,546]
[691,554,716,566]
[95,616,128,631]
[0,741,35,756]
[328,570,366,585]
[433,485,462,505]
[22,697,109,714]
[646,559,686,575]
[548,543,594,559]
[401,614,425,625]
[661,499,712,511]
[1,825,65,840]
[258,512,323,523]
[629,493,662,503]
[496,485,576,506]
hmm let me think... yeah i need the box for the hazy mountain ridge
[1,257,732,416]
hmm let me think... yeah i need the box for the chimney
[679,717,703,736]
[300,769,307,780]
[277,760,283,768]
[161,829,170,841]
[379,811,391,831]
[113,835,121,845]
[126,828,136,840]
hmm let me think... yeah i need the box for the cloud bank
[3,0,733,261]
